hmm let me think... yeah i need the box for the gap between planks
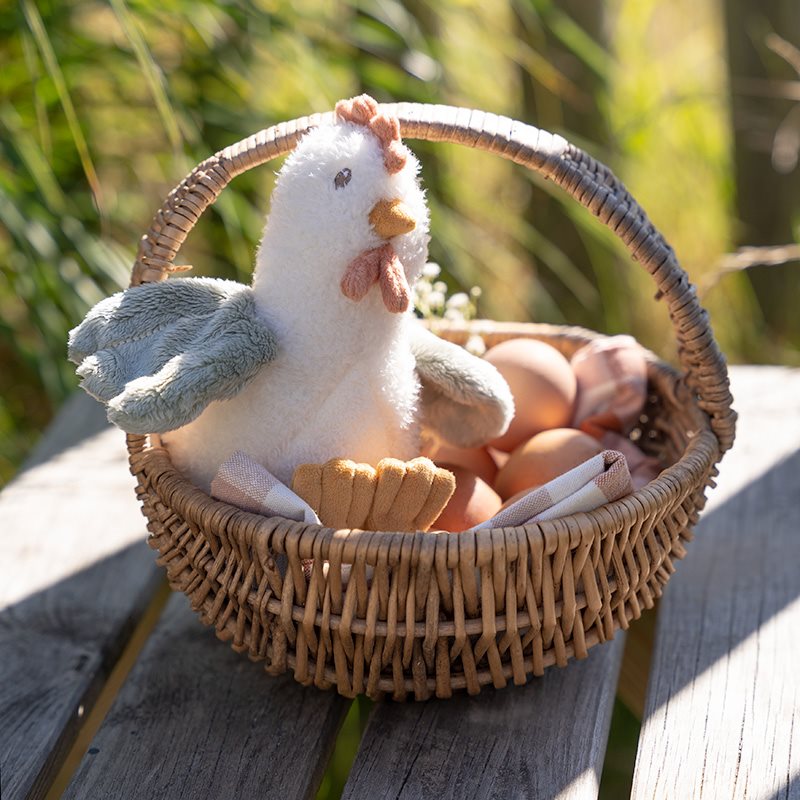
[615,604,658,721]
[61,592,352,800]
[44,578,171,800]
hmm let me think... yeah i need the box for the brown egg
[484,338,577,452]
[494,428,604,500]
[433,464,503,532]
[428,442,497,486]
[488,447,510,470]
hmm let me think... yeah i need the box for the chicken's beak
[369,198,416,239]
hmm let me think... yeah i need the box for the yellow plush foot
[291,457,455,532]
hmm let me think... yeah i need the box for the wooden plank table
[631,366,800,799]
[1,366,797,800]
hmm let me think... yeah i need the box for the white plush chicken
[69,95,513,491]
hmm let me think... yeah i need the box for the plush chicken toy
[68,95,513,492]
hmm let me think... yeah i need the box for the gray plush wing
[409,324,514,448]
[68,277,278,434]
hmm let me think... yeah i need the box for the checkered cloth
[571,335,648,436]
[212,448,632,541]
[471,449,632,531]
[210,450,320,524]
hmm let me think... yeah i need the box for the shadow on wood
[342,634,625,800]
[63,593,352,800]
[633,367,800,797]
[643,446,800,708]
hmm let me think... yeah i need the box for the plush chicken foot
[340,243,410,313]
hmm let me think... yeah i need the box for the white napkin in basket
[210,450,320,524]
[470,449,633,531]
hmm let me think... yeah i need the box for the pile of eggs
[427,337,659,532]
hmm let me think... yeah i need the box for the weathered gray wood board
[342,634,626,800]
[0,394,160,800]
[64,593,352,800]
[631,367,800,799]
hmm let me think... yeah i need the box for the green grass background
[5,0,796,484]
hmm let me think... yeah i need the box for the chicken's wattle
[340,196,416,312]
[341,243,410,313]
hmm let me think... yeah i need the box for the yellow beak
[369,198,416,239]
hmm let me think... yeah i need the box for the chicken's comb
[334,94,408,174]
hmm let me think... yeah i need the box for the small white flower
[446,292,470,310]
[427,290,446,309]
[412,266,483,323]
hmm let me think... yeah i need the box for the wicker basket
[127,103,736,700]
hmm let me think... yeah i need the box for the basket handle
[130,102,735,454]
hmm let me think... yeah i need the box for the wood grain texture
[342,634,626,800]
[64,592,351,800]
[0,393,161,800]
[631,366,800,799]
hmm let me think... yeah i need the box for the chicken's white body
[162,291,421,488]
[162,117,430,489]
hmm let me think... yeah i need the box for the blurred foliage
[609,0,779,364]
[0,0,792,488]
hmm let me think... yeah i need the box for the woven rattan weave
[127,103,736,700]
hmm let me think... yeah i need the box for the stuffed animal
[68,95,513,491]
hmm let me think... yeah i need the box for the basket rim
[133,318,721,696]
[132,320,719,563]
[138,426,715,559]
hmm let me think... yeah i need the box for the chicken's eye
[334,168,352,189]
